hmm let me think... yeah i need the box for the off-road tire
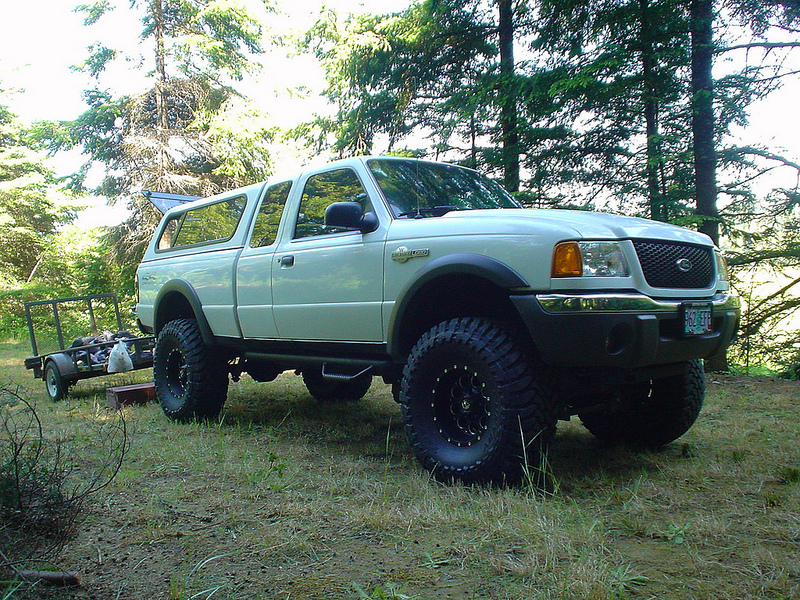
[44,360,73,402]
[153,319,229,422]
[302,368,372,402]
[400,318,557,485]
[580,359,705,446]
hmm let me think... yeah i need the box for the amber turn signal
[552,242,582,277]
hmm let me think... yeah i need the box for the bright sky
[0,0,400,122]
[0,0,410,226]
[1,0,798,226]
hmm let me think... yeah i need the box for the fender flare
[153,279,216,345]
[387,253,529,357]
[46,352,79,380]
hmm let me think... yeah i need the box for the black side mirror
[325,202,379,233]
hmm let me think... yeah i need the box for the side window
[250,181,292,248]
[157,214,182,250]
[294,169,373,239]
[169,196,246,248]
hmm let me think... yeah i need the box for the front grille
[632,240,714,289]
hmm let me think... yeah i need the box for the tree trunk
[152,0,169,140]
[690,0,719,246]
[639,0,666,221]
[469,114,478,169]
[497,0,519,192]
[691,0,727,371]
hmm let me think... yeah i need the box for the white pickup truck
[135,156,740,484]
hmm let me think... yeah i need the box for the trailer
[23,293,154,401]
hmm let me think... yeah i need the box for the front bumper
[512,292,740,368]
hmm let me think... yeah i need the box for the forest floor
[1,339,798,600]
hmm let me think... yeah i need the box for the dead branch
[18,570,81,587]
[718,41,800,53]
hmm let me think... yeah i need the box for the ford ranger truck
[135,156,740,484]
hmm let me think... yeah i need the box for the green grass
[1,339,799,600]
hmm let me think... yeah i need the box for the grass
[1,338,799,599]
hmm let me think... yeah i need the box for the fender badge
[392,246,430,263]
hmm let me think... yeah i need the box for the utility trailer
[23,293,154,401]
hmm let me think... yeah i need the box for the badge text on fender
[391,246,430,263]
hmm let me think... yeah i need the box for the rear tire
[580,359,705,446]
[400,318,557,485]
[302,367,372,402]
[153,319,229,422]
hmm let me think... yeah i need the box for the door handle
[279,255,295,267]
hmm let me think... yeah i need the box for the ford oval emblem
[676,258,693,272]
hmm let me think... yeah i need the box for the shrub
[0,383,127,571]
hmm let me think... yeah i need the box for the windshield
[368,159,520,218]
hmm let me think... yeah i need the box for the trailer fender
[45,352,79,379]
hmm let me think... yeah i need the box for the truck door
[271,167,386,342]
[235,180,293,339]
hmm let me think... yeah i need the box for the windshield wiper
[398,205,458,218]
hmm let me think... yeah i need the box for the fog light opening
[606,324,631,356]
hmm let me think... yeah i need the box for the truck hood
[442,208,714,246]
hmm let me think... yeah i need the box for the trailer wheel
[153,319,229,422]
[44,360,73,402]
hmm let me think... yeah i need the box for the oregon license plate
[683,302,713,335]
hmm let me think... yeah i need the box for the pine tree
[0,97,76,284]
[39,0,276,263]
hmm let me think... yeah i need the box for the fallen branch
[18,570,82,587]
[1,549,81,588]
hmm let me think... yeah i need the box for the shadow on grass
[546,422,695,493]
[219,377,409,459]
[219,377,690,488]
[65,371,696,489]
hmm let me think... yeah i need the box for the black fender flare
[386,253,529,357]
[153,279,216,345]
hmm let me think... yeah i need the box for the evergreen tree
[303,0,526,184]
[39,0,276,263]
[0,96,77,285]
[304,0,800,372]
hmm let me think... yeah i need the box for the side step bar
[320,364,373,382]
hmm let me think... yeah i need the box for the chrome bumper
[536,292,740,314]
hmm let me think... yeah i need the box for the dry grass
[1,338,798,600]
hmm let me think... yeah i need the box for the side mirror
[325,202,379,234]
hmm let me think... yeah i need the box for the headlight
[552,241,630,278]
[714,250,730,282]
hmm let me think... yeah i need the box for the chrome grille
[632,241,714,289]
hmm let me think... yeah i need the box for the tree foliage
[0,98,77,286]
[303,1,500,166]
[39,0,276,264]
[303,0,800,372]
[0,87,131,340]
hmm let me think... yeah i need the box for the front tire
[580,359,705,446]
[400,318,557,485]
[153,319,229,422]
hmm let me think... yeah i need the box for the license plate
[683,302,713,335]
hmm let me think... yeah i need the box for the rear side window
[157,196,246,250]
[157,215,181,250]
[250,181,292,248]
